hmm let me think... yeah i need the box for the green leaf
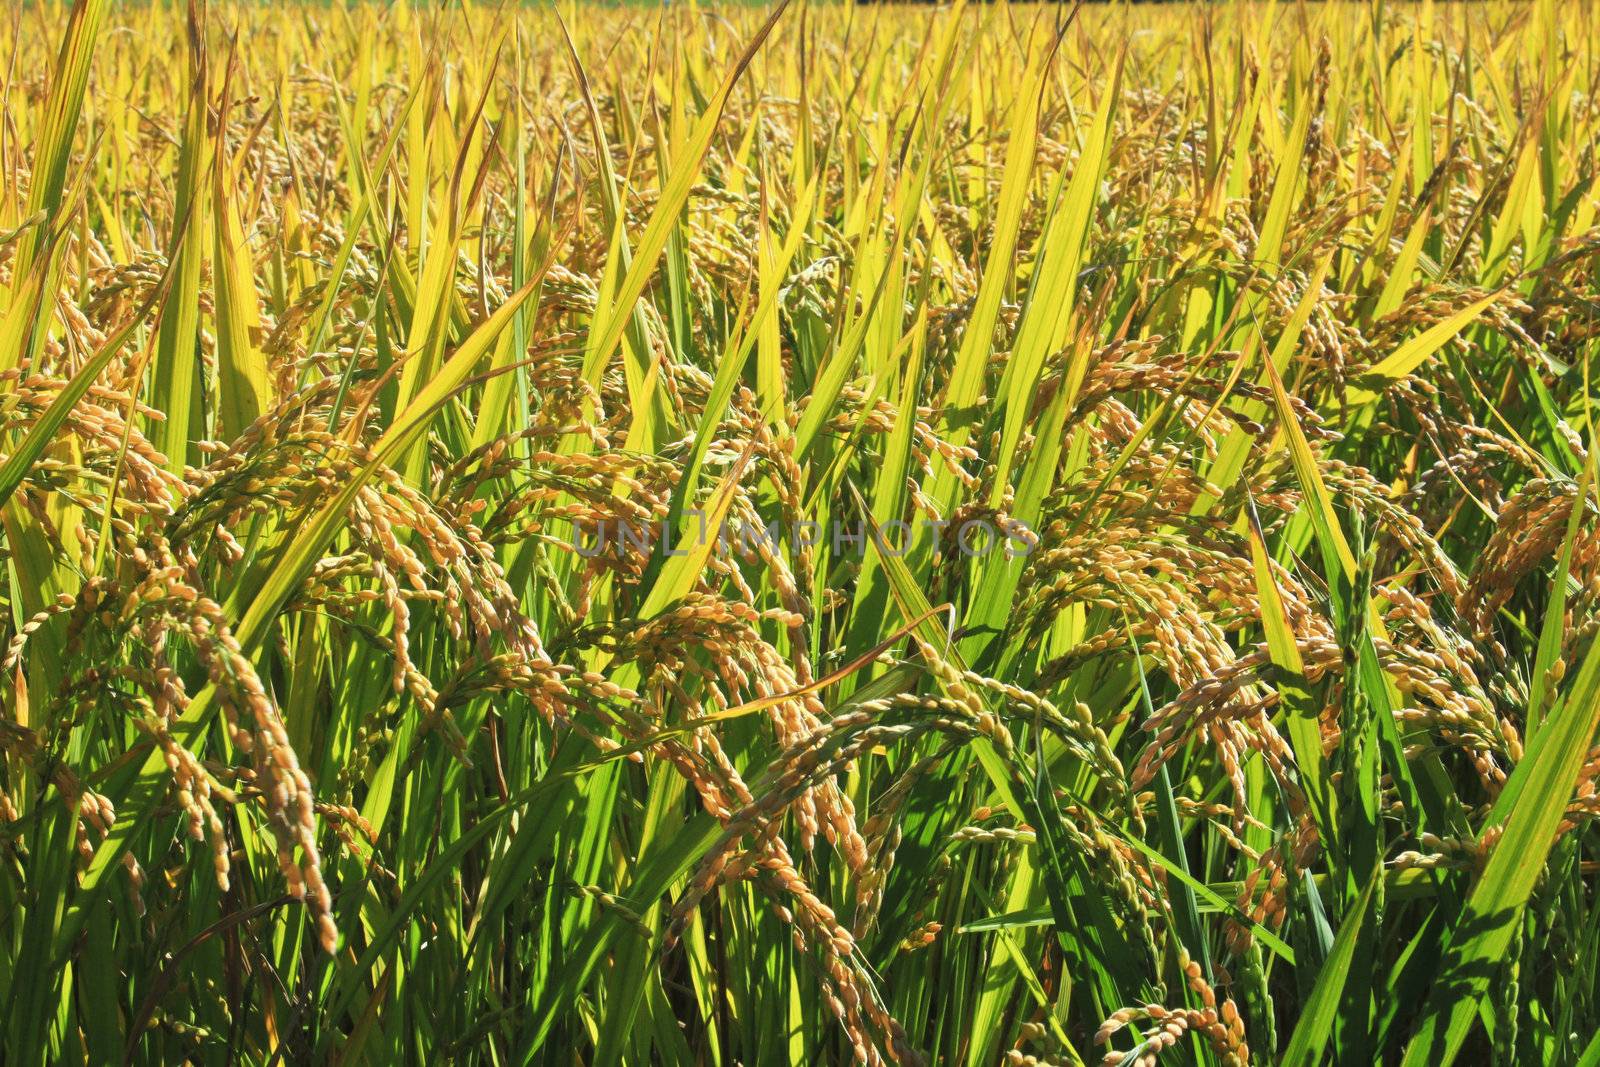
[1281,872,1379,1067]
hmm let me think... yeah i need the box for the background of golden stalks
[1,0,1599,1063]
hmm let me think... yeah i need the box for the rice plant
[2,0,1599,1063]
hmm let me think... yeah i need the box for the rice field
[2,0,1599,1062]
